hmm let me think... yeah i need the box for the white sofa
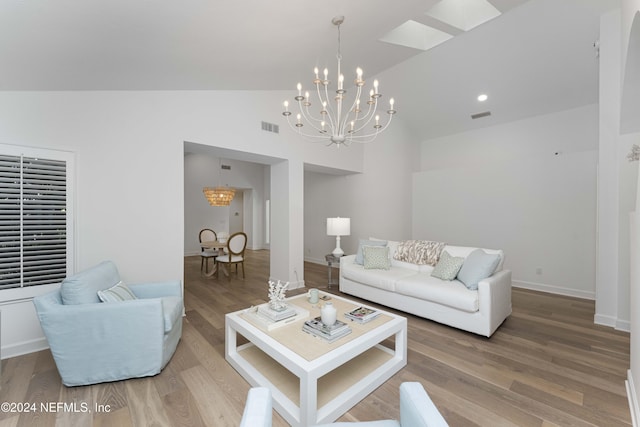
[339,240,512,337]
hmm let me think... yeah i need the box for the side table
[325,253,342,288]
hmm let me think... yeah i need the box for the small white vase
[321,302,337,326]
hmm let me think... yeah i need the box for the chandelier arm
[339,84,364,134]
[302,104,329,129]
[319,80,339,132]
[349,99,380,134]
[297,100,327,133]
[284,114,335,142]
[345,113,395,141]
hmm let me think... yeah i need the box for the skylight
[379,20,453,52]
[426,0,501,32]
[379,0,502,52]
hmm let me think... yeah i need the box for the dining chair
[199,228,218,275]
[216,231,247,281]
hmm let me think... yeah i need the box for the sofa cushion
[394,240,446,266]
[97,280,137,303]
[342,262,416,292]
[395,274,479,313]
[363,246,391,270]
[457,249,501,290]
[391,258,423,272]
[431,251,465,281]
[61,261,121,305]
[355,239,387,265]
[162,296,183,333]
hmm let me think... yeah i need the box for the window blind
[0,153,68,289]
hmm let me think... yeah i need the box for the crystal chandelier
[282,16,396,147]
[203,160,235,206]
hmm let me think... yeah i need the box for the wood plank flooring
[0,250,631,426]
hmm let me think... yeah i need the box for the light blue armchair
[239,382,449,427]
[33,261,183,386]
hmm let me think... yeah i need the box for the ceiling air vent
[471,111,491,120]
[261,121,279,134]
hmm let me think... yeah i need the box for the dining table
[200,240,227,278]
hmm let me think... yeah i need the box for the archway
[621,11,640,134]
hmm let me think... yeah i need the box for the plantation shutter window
[0,148,73,290]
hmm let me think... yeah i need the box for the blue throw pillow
[457,249,500,290]
[355,239,387,265]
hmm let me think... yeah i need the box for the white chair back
[228,232,247,255]
[199,229,217,243]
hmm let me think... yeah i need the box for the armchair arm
[400,382,449,427]
[129,280,182,299]
[240,387,272,427]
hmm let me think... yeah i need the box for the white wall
[303,117,419,265]
[415,105,598,298]
[0,90,367,357]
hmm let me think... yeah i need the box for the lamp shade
[327,217,350,236]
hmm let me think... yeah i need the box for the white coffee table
[225,292,407,427]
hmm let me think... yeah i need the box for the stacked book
[344,306,381,324]
[258,304,296,322]
[303,316,352,343]
[244,303,309,331]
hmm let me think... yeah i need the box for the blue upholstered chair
[239,382,449,427]
[33,261,183,386]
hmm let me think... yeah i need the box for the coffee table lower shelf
[230,342,401,426]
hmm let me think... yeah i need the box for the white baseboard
[512,280,595,300]
[617,319,631,332]
[304,256,326,265]
[594,313,618,328]
[627,370,639,427]
[1,337,49,360]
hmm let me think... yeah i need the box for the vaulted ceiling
[0,0,620,140]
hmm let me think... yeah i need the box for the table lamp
[327,217,351,256]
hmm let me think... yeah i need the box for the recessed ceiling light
[477,94,488,102]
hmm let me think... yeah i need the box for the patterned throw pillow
[97,280,137,303]
[394,240,446,266]
[431,251,465,281]
[355,239,387,265]
[363,246,391,270]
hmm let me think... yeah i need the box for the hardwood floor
[0,250,631,426]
